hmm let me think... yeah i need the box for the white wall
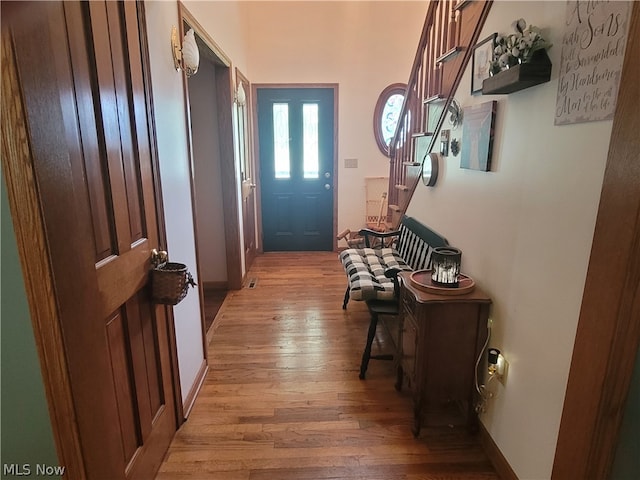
[242,1,427,235]
[407,2,613,478]
[144,1,206,404]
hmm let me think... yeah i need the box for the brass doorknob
[151,249,168,267]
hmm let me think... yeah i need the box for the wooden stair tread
[411,132,433,138]
[423,94,446,104]
[454,0,473,11]
[436,47,464,64]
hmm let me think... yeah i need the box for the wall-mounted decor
[460,101,496,172]
[447,98,463,129]
[450,138,460,156]
[482,18,553,94]
[554,1,631,125]
[414,135,438,187]
[490,18,552,71]
[471,33,496,94]
[171,26,200,77]
[440,130,450,156]
[482,49,552,94]
[422,152,439,187]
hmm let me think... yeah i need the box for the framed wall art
[460,101,497,172]
[471,33,496,94]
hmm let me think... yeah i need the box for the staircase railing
[387,0,493,227]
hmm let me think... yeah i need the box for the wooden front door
[2,2,176,478]
[257,87,336,251]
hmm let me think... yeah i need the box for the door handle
[324,184,331,190]
[151,248,168,267]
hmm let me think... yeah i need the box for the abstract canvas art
[460,101,497,172]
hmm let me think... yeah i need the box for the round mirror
[422,152,439,187]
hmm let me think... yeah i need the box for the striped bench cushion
[339,217,447,303]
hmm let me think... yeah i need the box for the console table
[395,272,491,436]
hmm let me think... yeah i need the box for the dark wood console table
[396,272,491,437]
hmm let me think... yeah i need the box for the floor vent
[247,278,258,289]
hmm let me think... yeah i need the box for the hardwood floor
[157,252,499,480]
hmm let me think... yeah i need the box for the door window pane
[303,103,319,179]
[273,103,290,179]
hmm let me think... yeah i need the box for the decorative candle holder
[431,247,462,287]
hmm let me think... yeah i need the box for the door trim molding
[252,83,339,252]
[1,23,86,480]
[136,1,185,430]
[552,3,640,478]
[179,3,243,292]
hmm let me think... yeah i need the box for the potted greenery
[482,18,553,94]
[490,18,552,74]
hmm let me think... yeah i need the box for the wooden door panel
[3,2,176,478]
[86,1,133,256]
[106,310,140,464]
[97,244,149,318]
[275,194,294,235]
[104,1,146,244]
[62,1,115,262]
[302,194,321,234]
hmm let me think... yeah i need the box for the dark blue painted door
[258,87,335,251]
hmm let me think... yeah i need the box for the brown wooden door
[2,2,176,478]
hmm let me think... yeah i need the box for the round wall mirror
[422,152,439,187]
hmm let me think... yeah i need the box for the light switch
[344,158,358,168]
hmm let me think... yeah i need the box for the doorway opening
[179,8,244,335]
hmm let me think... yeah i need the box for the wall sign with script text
[555,0,631,125]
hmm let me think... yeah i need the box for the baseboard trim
[181,359,208,419]
[479,421,519,480]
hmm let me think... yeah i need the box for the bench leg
[359,313,379,379]
[342,287,350,309]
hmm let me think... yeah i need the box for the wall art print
[460,101,497,172]
[555,0,631,125]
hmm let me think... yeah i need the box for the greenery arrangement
[491,18,552,73]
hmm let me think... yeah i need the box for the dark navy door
[258,87,335,251]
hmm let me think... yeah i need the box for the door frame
[552,2,640,478]
[236,68,258,272]
[179,3,243,293]
[252,83,339,253]
[0,2,177,477]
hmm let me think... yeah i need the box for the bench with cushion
[339,215,449,309]
[338,215,449,379]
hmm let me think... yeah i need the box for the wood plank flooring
[157,252,499,480]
